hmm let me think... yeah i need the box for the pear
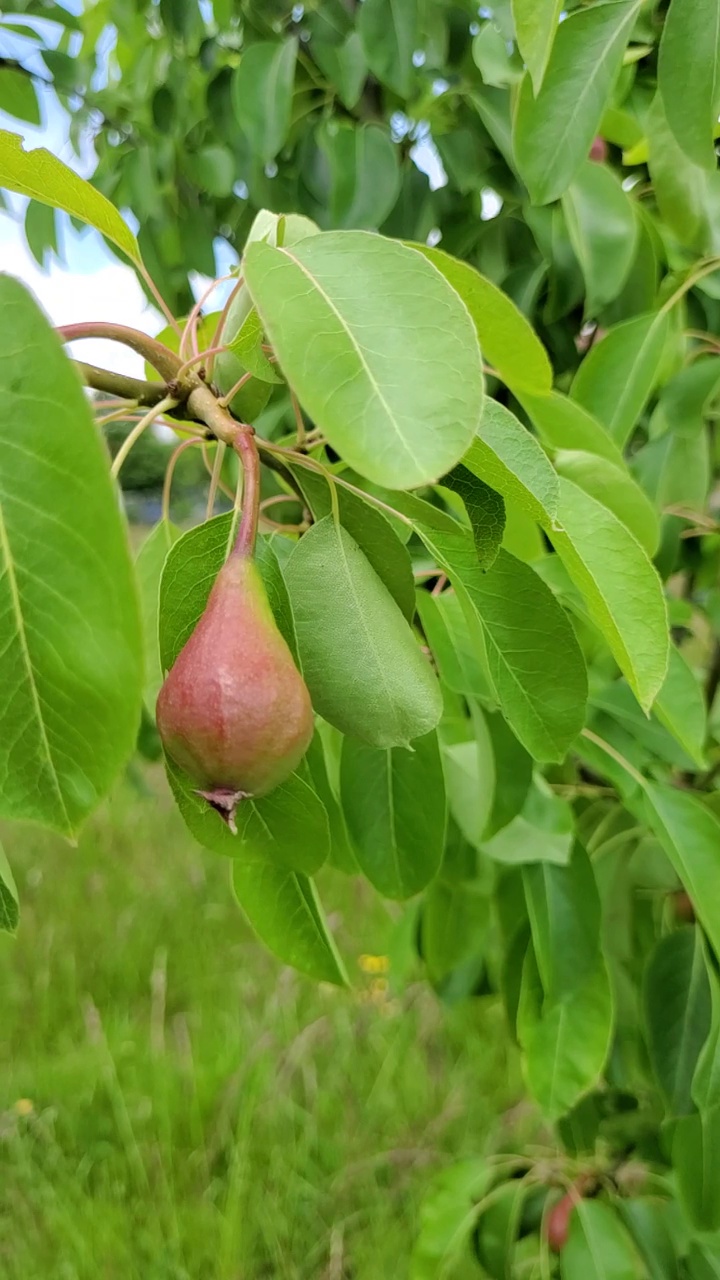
[157,554,313,829]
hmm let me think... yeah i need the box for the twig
[111,396,178,478]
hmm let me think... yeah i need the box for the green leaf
[644,785,720,961]
[340,731,446,899]
[312,30,367,110]
[522,843,602,1000]
[358,0,417,97]
[0,130,140,264]
[443,711,495,849]
[24,198,57,268]
[673,1107,720,1233]
[571,312,671,448]
[441,467,506,572]
[511,0,563,92]
[473,1180,526,1280]
[484,711,533,837]
[653,647,708,769]
[0,67,40,125]
[284,517,442,748]
[512,1,643,205]
[410,246,552,396]
[317,121,400,229]
[460,399,559,527]
[617,1199,682,1280]
[411,1159,492,1280]
[416,589,493,702]
[226,308,283,384]
[294,466,415,620]
[232,859,347,986]
[0,842,18,933]
[422,881,490,980]
[0,277,143,836]
[135,520,181,711]
[304,731,357,874]
[244,233,484,489]
[232,38,297,164]
[644,926,712,1116]
[472,21,522,88]
[520,391,626,467]
[553,451,659,558]
[646,93,720,251]
[481,779,574,867]
[561,1200,643,1280]
[548,478,669,711]
[658,0,720,170]
[562,161,638,316]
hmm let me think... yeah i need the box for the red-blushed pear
[157,553,313,832]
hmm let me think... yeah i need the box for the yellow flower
[358,954,390,975]
[14,1098,34,1117]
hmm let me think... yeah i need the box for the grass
[0,767,522,1279]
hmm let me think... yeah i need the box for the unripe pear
[157,553,313,829]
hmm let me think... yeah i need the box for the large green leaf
[415,589,493,703]
[644,785,720,960]
[511,0,563,93]
[0,842,18,933]
[644,927,712,1116]
[0,131,140,264]
[522,844,602,1000]
[0,277,143,836]
[520,391,626,467]
[562,161,638,316]
[658,0,720,170]
[232,859,347,986]
[317,121,400,229]
[548,478,668,712]
[340,731,446,899]
[244,233,483,489]
[284,517,442,748]
[571,312,671,448]
[561,1200,643,1280]
[231,39,297,164]
[410,246,552,395]
[553,451,659,558]
[673,1107,720,1233]
[358,0,417,97]
[460,399,559,527]
[512,1,643,205]
[646,93,720,251]
[653,646,708,769]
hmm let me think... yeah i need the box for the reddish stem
[58,322,182,381]
[232,428,261,558]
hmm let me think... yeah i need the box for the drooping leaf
[548,478,668,712]
[460,399,559,528]
[571,312,671,448]
[522,843,602,1000]
[562,161,638,316]
[0,277,143,836]
[232,38,297,164]
[658,0,720,170]
[644,926,712,1116]
[244,232,484,489]
[644,785,720,960]
[553,451,659,557]
[284,517,442,748]
[422,880,490,980]
[483,711,533,837]
[232,858,347,986]
[340,731,446,899]
[512,0,643,205]
[317,121,401,229]
[653,647,708,769]
[0,130,140,263]
[441,467,506,571]
[358,0,417,97]
[410,246,552,395]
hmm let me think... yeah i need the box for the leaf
[443,712,495,849]
[571,312,671,448]
[548,478,669,712]
[284,517,442,748]
[473,1180,526,1280]
[484,711,533,837]
[644,785,720,961]
[232,38,297,164]
[520,391,626,467]
[0,842,18,933]
[512,1,643,205]
[317,121,400,229]
[522,844,603,1000]
[0,277,143,836]
[294,466,415,620]
[135,520,181,711]
[312,30,367,110]
[646,93,720,251]
[472,22,522,88]
[644,927,712,1116]
[562,161,638,316]
[340,731,446,899]
[441,467,505,572]
[416,589,493,702]
[244,233,483,490]
[226,308,283,384]
[673,1107,720,1233]
[0,67,40,125]
[553,451,659,558]
[411,1159,492,1280]
[167,756,329,874]
[653,647,708,769]
[511,0,563,93]
[358,0,417,97]
[561,1200,643,1280]
[617,1199,682,1280]
[232,859,347,986]
[409,246,552,395]
[460,399,559,527]
[0,130,140,264]
[481,779,574,867]
[658,0,720,170]
[422,881,491,980]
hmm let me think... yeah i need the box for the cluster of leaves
[1,0,720,1273]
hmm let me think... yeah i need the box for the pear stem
[232,427,261,558]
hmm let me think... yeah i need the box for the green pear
[157,554,313,829]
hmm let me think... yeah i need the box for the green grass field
[0,768,522,1279]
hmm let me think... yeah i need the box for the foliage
[1,0,720,1273]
